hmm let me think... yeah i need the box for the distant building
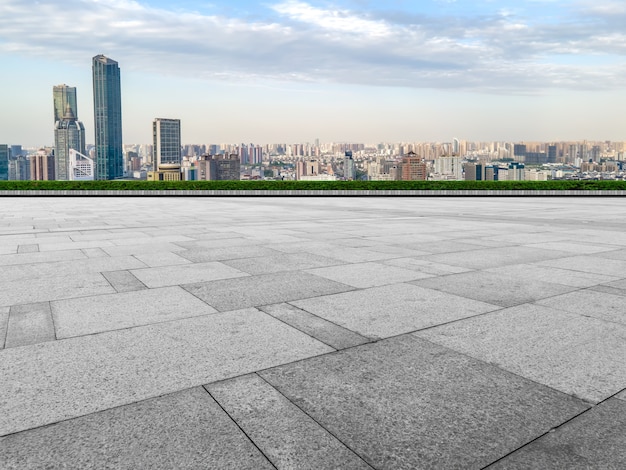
[434,155,463,180]
[93,55,123,180]
[196,155,240,180]
[30,149,55,181]
[464,163,483,181]
[8,156,30,181]
[53,84,77,124]
[54,103,86,180]
[401,152,427,180]
[153,118,181,171]
[0,144,9,180]
[343,151,356,180]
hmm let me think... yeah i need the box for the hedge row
[1,180,626,191]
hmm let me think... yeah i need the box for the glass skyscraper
[53,85,77,124]
[54,104,86,180]
[153,118,181,168]
[92,55,123,180]
[0,144,9,181]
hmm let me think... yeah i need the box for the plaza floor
[0,196,625,469]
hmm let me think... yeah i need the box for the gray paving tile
[423,246,571,270]
[415,304,626,403]
[488,398,626,469]
[0,245,17,255]
[306,262,434,288]
[37,240,115,252]
[176,237,262,249]
[0,308,332,435]
[52,286,217,338]
[397,239,487,254]
[102,270,147,293]
[184,271,355,312]
[17,244,39,254]
[132,250,192,267]
[381,256,474,275]
[260,303,370,349]
[207,374,370,470]
[484,263,619,288]
[537,255,626,277]
[178,245,279,263]
[260,335,588,470]
[617,390,626,402]
[5,302,55,348]
[291,283,499,339]
[361,244,431,257]
[0,250,86,267]
[81,247,109,258]
[131,262,248,288]
[223,252,344,275]
[102,242,187,257]
[0,307,8,349]
[412,270,578,308]
[0,387,273,470]
[593,248,626,261]
[535,290,626,325]
[523,241,619,254]
[0,274,115,307]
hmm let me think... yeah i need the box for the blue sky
[1,0,625,147]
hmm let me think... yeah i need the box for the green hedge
[0,180,625,191]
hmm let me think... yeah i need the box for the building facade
[0,144,8,180]
[196,155,240,180]
[93,55,123,180]
[152,118,181,169]
[53,85,77,124]
[30,150,56,181]
[401,152,427,180]
[54,104,85,180]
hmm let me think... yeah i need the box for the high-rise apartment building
[343,151,356,180]
[93,55,123,180]
[0,144,10,180]
[54,104,85,180]
[153,118,181,169]
[53,85,77,123]
[30,149,56,181]
[401,152,427,180]
[196,155,240,180]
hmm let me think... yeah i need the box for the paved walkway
[0,197,624,469]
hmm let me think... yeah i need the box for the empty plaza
[0,196,625,469]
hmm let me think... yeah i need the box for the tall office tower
[152,118,181,169]
[343,151,355,180]
[0,144,9,180]
[54,104,86,180]
[53,85,77,124]
[92,55,123,180]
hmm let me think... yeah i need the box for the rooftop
[1,196,625,469]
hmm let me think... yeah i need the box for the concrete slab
[17,244,39,254]
[132,251,192,267]
[178,245,279,263]
[5,302,55,348]
[0,307,9,349]
[0,387,273,470]
[537,255,626,277]
[0,308,332,435]
[131,262,249,288]
[484,264,619,288]
[37,240,115,252]
[259,303,370,349]
[223,252,344,275]
[81,247,109,258]
[381,256,474,275]
[260,335,588,470]
[423,246,572,270]
[522,241,619,254]
[415,304,626,403]
[184,271,355,312]
[536,290,626,325]
[207,374,370,470]
[306,261,433,288]
[291,283,499,339]
[51,286,218,338]
[102,270,147,293]
[489,398,626,469]
[412,270,578,307]
[102,242,186,257]
[0,250,86,267]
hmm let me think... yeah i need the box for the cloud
[0,0,624,92]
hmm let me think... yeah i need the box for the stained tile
[5,302,55,348]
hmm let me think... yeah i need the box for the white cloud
[0,0,623,92]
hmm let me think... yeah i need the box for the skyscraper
[92,55,123,180]
[152,118,181,169]
[54,103,85,180]
[0,144,9,180]
[53,85,77,124]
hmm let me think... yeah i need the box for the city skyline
[1,0,625,147]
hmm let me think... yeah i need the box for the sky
[1,0,625,147]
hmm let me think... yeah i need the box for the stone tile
[412,270,578,308]
[489,398,626,469]
[176,237,262,249]
[484,264,619,288]
[593,248,626,261]
[5,302,55,348]
[306,262,434,288]
[537,255,626,277]
[52,286,217,338]
[523,241,619,254]
[207,374,370,470]
[0,274,115,307]
[304,245,401,263]
[131,262,249,288]
[0,307,8,349]
[184,271,355,312]
[102,242,187,257]
[81,247,109,258]
[223,252,344,275]
[17,244,39,254]
[102,270,147,293]
[0,387,273,470]
[37,240,115,252]
[536,290,626,325]
[617,390,626,401]
[381,256,474,275]
[259,303,370,349]
[0,308,332,435]
[362,244,431,257]
[0,250,86,267]
[423,246,571,270]
[397,240,486,254]
[178,245,279,263]
[111,234,196,245]
[292,283,499,339]
[260,335,587,470]
[415,304,626,403]
[132,251,192,267]
[0,245,17,255]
